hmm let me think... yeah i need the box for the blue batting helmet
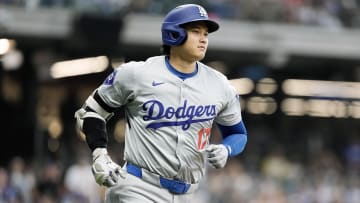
[161,4,219,46]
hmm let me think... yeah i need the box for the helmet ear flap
[169,31,180,40]
[162,27,187,46]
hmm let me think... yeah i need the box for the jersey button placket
[175,84,185,162]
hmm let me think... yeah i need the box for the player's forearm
[217,121,248,157]
[82,117,108,151]
[222,133,247,157]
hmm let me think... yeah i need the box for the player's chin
[194,52,206,61]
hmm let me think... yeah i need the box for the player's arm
[206,121,247,169]
[74,90,123,187]
[75,65,134,186]
[217,121,247,157]
[207,79,247,168]
[76,66,132,150]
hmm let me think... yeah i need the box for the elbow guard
[84,90,114,121]
[74,90,115,151]
[75,90,114,130]
[74,108,109,151]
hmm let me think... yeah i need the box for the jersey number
[197,128,211,150]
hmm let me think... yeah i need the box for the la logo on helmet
[197,6,208,17]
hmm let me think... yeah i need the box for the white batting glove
[206,144,229,169]
[91,148,124,187]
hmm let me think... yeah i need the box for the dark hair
[160,45,171,55]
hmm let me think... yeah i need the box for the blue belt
[126,163,191,194]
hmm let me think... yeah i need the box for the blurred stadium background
[0,0,359,202]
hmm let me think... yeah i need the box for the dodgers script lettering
[143,100,216,130]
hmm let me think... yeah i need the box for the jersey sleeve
[96,63,137,108]
[215,78,242,126]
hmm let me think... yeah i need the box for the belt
[126,163,198,194]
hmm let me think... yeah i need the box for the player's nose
[199,35,208,44]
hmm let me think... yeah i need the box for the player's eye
[190,29,200,33]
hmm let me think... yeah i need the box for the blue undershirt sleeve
[217,121,248,157]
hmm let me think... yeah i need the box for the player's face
[174,22,209,62]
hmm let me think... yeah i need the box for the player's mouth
[198,46,206,51]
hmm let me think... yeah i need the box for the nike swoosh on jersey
[152,81,165,86]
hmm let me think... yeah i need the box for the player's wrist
[222,144,231,156]
[92,147,108,161]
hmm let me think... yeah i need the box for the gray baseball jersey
[97,55,242,183]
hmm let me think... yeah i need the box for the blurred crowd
[0,138,359,203]
[203,146,359,203]
[0,151,105,203]
[130,0,360,29]
[1,0,360,28]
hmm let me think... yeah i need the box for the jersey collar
[165,56,198,80]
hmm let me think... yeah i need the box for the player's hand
[206,144,229,169]
[91,148,124,187]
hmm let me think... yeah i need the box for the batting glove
[206,144,229,169]
[92,148,124,187]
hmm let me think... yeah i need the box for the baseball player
[74,4,247,203]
